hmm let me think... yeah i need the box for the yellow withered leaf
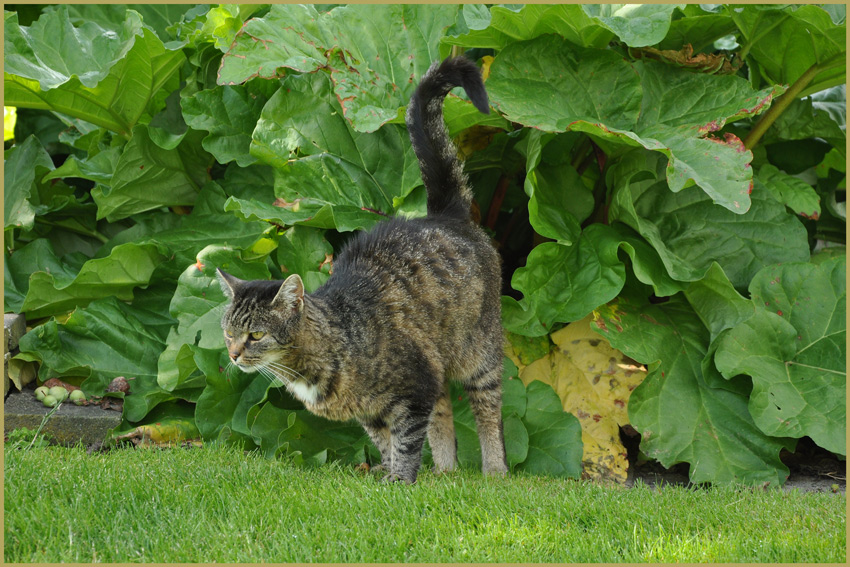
[515,315,646,484]
[115,418,201,448]
[456,125,502,160]
[480,55,494,81]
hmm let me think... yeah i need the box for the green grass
[4,442,845,563]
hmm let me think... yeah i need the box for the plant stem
[571,136,594,174]
[485,174,510,230]
[743,63,822,150]
[27,401,62,451]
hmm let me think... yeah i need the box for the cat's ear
[216,268,241,299]
[272,274,304,312]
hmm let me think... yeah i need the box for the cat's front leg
[382,406,432,484]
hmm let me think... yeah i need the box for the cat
[216,56,508,484]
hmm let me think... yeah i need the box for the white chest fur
[288,380,320,406]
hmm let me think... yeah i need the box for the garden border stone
[4,388,122,445]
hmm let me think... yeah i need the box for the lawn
[4,442,846,563]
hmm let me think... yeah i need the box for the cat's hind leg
[427,382,457,474]
[462,364,508,475]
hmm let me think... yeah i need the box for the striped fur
[406,57,490,220]
[218,57,507,483]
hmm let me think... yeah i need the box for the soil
[625,434,846,494]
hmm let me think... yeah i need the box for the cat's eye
[224,330,233,339]
[249,331,266,341]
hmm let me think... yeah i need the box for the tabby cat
[217,57,508,484]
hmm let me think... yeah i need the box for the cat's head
[216,269,304,373]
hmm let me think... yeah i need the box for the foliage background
[4,3,846,485]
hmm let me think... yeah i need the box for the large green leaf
[91,126,212,221]
[169,4,264,52]
[488,36,641,132]
[442,5,614,51]
[517,130,589,245]
[501,377,530,469]
[487,35,784,213]
[225,196,388,234]
[226,72,423,232]
[453,376,579,475]
[503,222,683,337]
[731,4,846,98]
[757,164,821,219]
[443,4,681,52]
[3,135,55,231]
[43,146,121,187]
[181,79,281,167]
[683,262,758,395]
[608,150,810,289]
[5,8,185,138]
[58,4,199,43]
[248,394,371,465]
[149,183,279,397]
[218,3,460,132]
[14,296,181,422]
[276,226,332,293]
[655,5,737,52]
[4,237,164,319]
[514,381,583,478]
[105,180,273,281]
[194,347,266,448]
[593,296,795,486]
[714,257,846,456]
[4,6,142,90]
[684,263,755,343]
[581,4,684,47]
[764,91,846,152]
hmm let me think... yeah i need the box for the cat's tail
[406,57,489,221]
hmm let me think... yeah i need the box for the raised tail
[406,57,489,220]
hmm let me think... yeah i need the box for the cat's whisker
[266,367,303,385]
[259,360,302,384]
[222,361,241,380]
[265,367,300,387]
[260,367,291,383]
[258,366,287,387]
[265,360,305,381]
[266,362,304,379]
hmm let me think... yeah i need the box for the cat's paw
[379,472,415,484]
[431,464,456,476]
[482,465,509,477]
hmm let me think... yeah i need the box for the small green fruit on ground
[35,386,50,401]
[69,390,86,405]
[48,386,68,402]
[42,395,58,408]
